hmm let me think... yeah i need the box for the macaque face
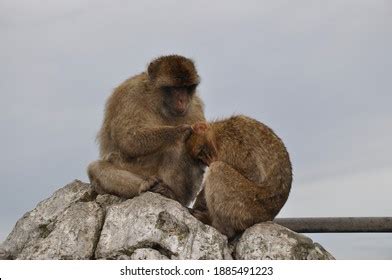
[161,84,197,116]
[147,55,200,117]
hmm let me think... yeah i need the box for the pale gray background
[1,0,391,259]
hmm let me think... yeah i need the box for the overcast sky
[1,0,391,259]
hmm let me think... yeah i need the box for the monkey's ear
[147,60,159,81]
[192,122,209,134]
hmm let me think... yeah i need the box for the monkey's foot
[189,208,211,225]
[139,177,162,194]
[149,180,177,201]
[90,181,106,195]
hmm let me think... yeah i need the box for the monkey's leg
[87,160,158,198]
[204,161,273,238]
[193,188,208,212]
[189,189,212,225]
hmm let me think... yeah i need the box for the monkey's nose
[177,102,187,112]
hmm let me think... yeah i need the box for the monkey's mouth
[163,105,186,117]
[172,108,187,117]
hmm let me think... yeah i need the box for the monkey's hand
[139,177,162,194]
[149,178,178,201]
[177,124,193,141]
[91,181,106,195]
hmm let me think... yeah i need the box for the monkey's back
[98,73,148,157]
[201,116,292,236]
[212,115,292,200]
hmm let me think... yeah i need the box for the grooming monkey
[87,55,205,206]
[186,116,292,238]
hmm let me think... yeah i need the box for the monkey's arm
[112,125,192,158]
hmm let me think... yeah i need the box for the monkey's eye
[186,84,197,94]
[161,86,172,94]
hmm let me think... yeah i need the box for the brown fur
[87,55,206,206]
[186,115,292,238]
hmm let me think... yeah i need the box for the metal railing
[274,217,392,233]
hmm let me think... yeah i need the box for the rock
[95,192,231,260]
[235,222,334,260]
[127,248,169,260]
[0,180,334,260]
[0,180,102,259]
[18,201,104,259]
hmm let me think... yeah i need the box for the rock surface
[0,180,334,260]
[235,222,334,260]
[95,191,231,260]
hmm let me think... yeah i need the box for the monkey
[186,115,292,238]
[87,55,206,206]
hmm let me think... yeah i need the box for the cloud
[280,166,392,217]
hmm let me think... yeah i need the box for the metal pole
[273,217,392,233]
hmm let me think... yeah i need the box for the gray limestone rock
[95,192,231,260]
[0,180,102,259]
[0,180,334,260]
[235,222,335,260]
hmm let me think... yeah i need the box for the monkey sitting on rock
[186,115,292,238]
[87,55,206,206]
